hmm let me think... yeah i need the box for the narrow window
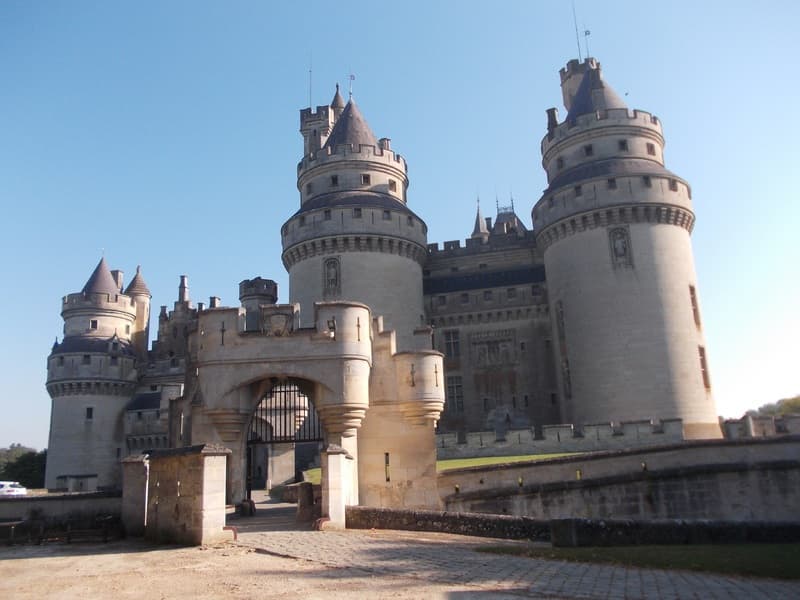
[618,139,628,151]
[90,319,98,330]
[483,290,493,301]
[110,356,118,366]
[446,376,464,412]
[556,157,564,169]
[689,285,701,327]
[550,393,557,405]
[58,356,64,366]
[82,354,91,365]
[125,324,130,334]
[574,185,582,196]
[85,407,93,420]
[361,174,371,185]
[460,293,469,304]
[548,196,554,208]
[388,179,397,192]
[305,182,312,194]
[353,207,362,218]
[330,175,338,187]
[299,215,306,226]
[583,144,593,157]
[646,142,656,156]
[524,394,529,407]
[407,216,413,226]
[111,342,119,351]
[324,209,332,220]
[137,411,143,421]
[507,288,517,299]
[437,295,446,306]
[444,330,460,357]
[643,176,652,188]
[698,346,711,389]
[607,178,617,190]
[382,209,391,220]
[669,179,678,191]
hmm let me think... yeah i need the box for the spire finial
[349,73,355,98]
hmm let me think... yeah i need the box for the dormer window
[361,174,371,185]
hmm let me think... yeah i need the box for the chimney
[178,275,189,302]
[209,296,221,309]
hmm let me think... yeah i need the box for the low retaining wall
[0,492,121,523]
[439,437,800,522]
[345,506,550,540]
[550,518,800,547]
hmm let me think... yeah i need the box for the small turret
[330,83,345,120]
[124,266,152,360]
[470,199,489,242]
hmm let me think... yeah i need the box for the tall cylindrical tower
[532,59,720,439]
[45,258,141,490]
[281,87,428,350]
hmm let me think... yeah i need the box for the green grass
[302,453,577,483]
[437,453,578,471]
[478,543,800,580]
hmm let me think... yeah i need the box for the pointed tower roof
[82,257,121,296]
[567,64,627,121]
[323,99,378,150]
[330,83,346,109]
[471,199,490,239]
[124,265,151,296]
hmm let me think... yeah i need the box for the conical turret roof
[124,265,151,296]
[567,64,627,121]
[330,84,345,109]
[81,257,121,296]
[471,200,489,239]
[324,99,378,150]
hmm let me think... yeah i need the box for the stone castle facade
[45,59,721,511]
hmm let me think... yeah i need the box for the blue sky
[1,1,797,449]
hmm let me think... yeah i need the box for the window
[550,393,557,405]
[446,376,464,412]
[85,407,93,420]
[483,290,493,301]
[407,216,413,226]
[58,356,64,366]
[361,174,371,185]
[353,207,362,218]
[382,209,391,220]
[444,330,460,357]
[583,144,593,157]
[507,288,517,299]
[82,355,91,365]
[524,394,529,407]
[669,179,678,191]
[111,342,119,351]
[689,285,701,327]
[479,263,487,270]
[574,185,582,197]
[698,346,711,389]
[90,319,98,330]
[618,139,628,151]
[137,411,143,421]
[556,157,564,170]
[110,356,118,366]
[125,324,130,334]
[150,385,158,391]
[460,293,469,304]
[305,183,312,194]
[437,295,446,306]
[299,215,306,226]
[388,179,397,192]
[324,209,332,220]
[607,178,617,190]
[646,142,656,156]
[643,176,652,188]
[330,175,338,187]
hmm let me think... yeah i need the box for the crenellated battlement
[62,291,136,313]
[542,108,663,155]
[297,142,407,174]
[426,229,536,257]
[437,419,685,458]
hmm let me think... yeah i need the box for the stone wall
[437,419,684,458]
[0,492,121,523]
[346,506,549,540]
[439,436,800,522]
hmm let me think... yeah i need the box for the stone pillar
[320,441,355,528]
[121,454,149,537]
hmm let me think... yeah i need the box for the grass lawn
[303,453,576,484]
[478,543,800,580]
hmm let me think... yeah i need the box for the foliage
[747,395,800,418]
[0,447,47,488]
[479,543,800,580]
[0,444,38,473]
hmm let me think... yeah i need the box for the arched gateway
[170,299,444,526]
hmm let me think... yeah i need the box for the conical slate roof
[324,99,378,150]
[330,84,345,109]
[567,65,627,121]
[124,265,151,296]
[471,201,489,239]
[82,257,120,296]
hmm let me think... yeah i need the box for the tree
[0,449,47,489]
[747,395,800,418]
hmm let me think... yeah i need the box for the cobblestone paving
[237,523,800,599]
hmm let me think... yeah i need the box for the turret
[124,265,151,360]
[239,277,278,331]
[532,58,719,439]
[282,87,429,350]
[470,199,489,242]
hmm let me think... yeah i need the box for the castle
[45,59,721,517]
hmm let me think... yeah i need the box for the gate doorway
[245,382,323,500]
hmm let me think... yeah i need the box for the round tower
[281,86,428,350]
[45,258,141,491]
[532,58,720,439]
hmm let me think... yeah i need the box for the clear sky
[1,1,798,450]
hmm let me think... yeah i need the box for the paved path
[231,500,800,600]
